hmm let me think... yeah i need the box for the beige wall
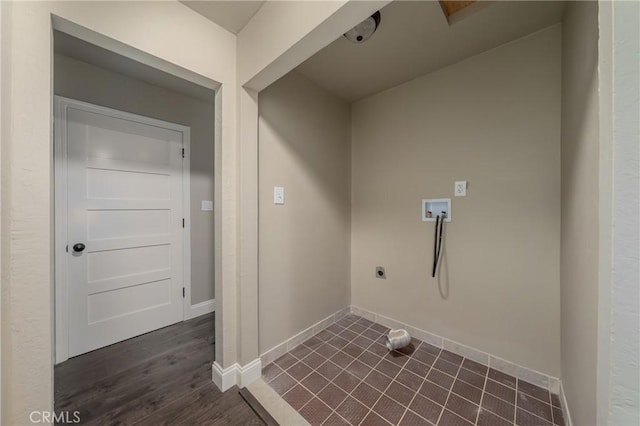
[351,25,562,376]
[54,53,215,305]
[258,71,351,354]
[560,3,600,424]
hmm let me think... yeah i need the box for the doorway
[52,29,223,421]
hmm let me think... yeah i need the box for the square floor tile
[287,361,313,381]
[269,372,297,395]
[439,409,474,426]
[336,396,369,426]
[419,380,449,406]
[262,363,283,382]
[452,379,482,404]
[517,391,552,422]
[396,369,424,392]
[373,395,406,425]
[343,343,365,359]
[461,358,488,376]
[488,368,516,388]
[352,381,382,407]
[405,358,431,377]
[283,384,313,410]
[378,359,402,379]
[485,379,516,404]
[333,370,361,393]
[361,411,392,426]
[358,350,382,368]
[365,369,393,392]
[413,349,437,367]
[299,397,332,426]
[427,368,455,390]
[290,344,313,360]
[345,359,372,380]
[516,408,552,426]
[353,335,375,350]
[316,360,342,381]
[329,351,355,369]
[274,353,298,370]
[409,394,443,424]
[302,352,326,370]
[385,380,414,406]
[445,393,479,423]
[323,412,350,426]
[434,358,460,376]
[300,372,329,394]
[400,410,434,426]
[315,343,339,359]
[317,383,348,409]
[477,409,512,426]
[481,392,515,422]
[439,350,463,366]
[518,380,551,404]
[457,368,485,389]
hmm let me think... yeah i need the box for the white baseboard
[212,361,237,392]
[212,358,263,392]
[351,305,562,393]
[187,299,215,320]
[260,306,351,367]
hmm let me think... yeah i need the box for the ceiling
[296,1,565,102]
[181,1,265,34]
[54,31,214,102]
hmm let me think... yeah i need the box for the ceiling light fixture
[344,11,381,44]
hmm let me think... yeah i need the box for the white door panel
[65,106,184,358]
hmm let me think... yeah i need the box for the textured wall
[258,71,351,354]
[351,26,562,376]
[607,1,640,424]
[54,54,216,305]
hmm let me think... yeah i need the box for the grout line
[474,366,490,425]
[435,351,463,425]
[396,341,434,426]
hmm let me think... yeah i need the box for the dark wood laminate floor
[55,314,263,426]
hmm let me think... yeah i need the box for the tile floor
[262,314,565,426]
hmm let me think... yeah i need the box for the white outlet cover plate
[455,181,467,196]
[201,200,213,211]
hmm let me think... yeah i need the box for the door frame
[53,96,192,364]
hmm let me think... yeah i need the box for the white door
[63,100,186,358]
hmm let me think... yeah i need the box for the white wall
[258,71,351,354]
[597,1,640,424]
[54,53,216,305]
[351,26,562,377]
[560,2,599,424]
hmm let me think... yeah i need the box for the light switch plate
[455,181,467,197]
[201,200,213,211]
[274,187,285,205]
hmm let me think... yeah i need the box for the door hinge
[182,148,185,158]
[183,287,185,298]
[182,218,185,228]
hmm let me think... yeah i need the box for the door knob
[73,243,86,253]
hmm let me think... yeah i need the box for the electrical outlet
[375,266,386,279]
[455,181,467,197]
